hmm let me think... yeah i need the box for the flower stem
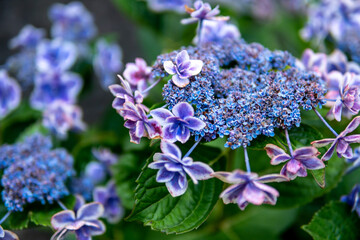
[284,128,294,157]
[183,138,202,158]
[0,211,11,225]
[57,200,68,210]
[197,20,203,46]
[313,107,339,137]
[142,77,162,95]
[243,146,251,173]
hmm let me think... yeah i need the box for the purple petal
[93,187,107,205]
[178,173,187,189]
[164,162,183,172]
[332,98,343,122]
[344,134,360,143]
[184,116,206,131]
[185,60,203,76]
[311,138,335,148]
[343,116,360,135]
[162,124,177,143]
[51,210,76,230]
[257,174,289,183]
[74,195,86,213]
[150,108,173,125]
[163,61,176,75]
[172,102,194,119]
[219,184,244,204]
[156,168,175,183]
[84,220,106,236]
[342,145,353,159]
[270,153,291,165]
[135,121,145,138]
[297,166,308,177]
[160,141,182,160]
[337,139,349,155]
[176,127,190,144]
[180,18,199,25]
[300,157,325,170]
[293,147,319,158]
[3,231,19,240]
[146,119,162,139]
[211,171,233,183]
[253,181,279,198]
[286,159,302,174]
[243,183,265,205]
[176,50,190,66]
[166,174,188,197]
[172,74,190,88]
[183,161,214,184]
[77,202,104,221]
[265,144,286,158]
[181,157,193,166]
[321,141,337,161]
[0,226,3,238]
[148,160,167,169]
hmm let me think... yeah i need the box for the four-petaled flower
[0,225,18,240]
[121,101,162,144]
[151,102,206,143]
[181,0,229,25]
[212,170,288,210]
[123,58,152,93]
[341,184,360,217]
[312,116,360,160]
[93,181,123,224]
[148,141,214,197]
[51,195,105,240]
[265,144,325,180]
[163,50,203,88]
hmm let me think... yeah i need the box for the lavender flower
[147,0,191,13]
[92,148,118,168]
[181,1,230,25]
[0,70,21,120]
[0,226,18,240]
[327,49,360,74]
[341,184,360,217]
[194,21,240,45]
[85,162,107,185]
[212,170,288,210]
[148,141,213,197]
[163,50,203,88]
[297,48,327,76]
[36,39,77,73]
[93,181,123,224]
[345,147,360,173]
[265,144,325,180]
[49,2,97,42]
[51,195,105,240]
[123,58,152,93]
[312,116,360,160]
[30,71,82,110]
[151,102,206,143]
[70,177,95,201]
[93,39,123,90]
[121,101,162,144]
[9,25,45,50]
[43,100,86,139]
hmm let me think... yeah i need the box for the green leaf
[311,169,326,188]
[7,211,29,230]
[126,144,224,234]
[16,122,49,142]
[302,201,360,240]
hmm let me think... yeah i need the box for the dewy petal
[300,157,325,170]
[343,116,360,135]
[270,153,291,165]
[160,141,182,160]
[186,60,203,76]
[150,108,173,125]
[172,102,194,119]
[77,202,104,221]
[293,147,319,158]
[243,183,265,205]
[156,168,175,183]
[166,174,188,197]
[311,138,335,148]
[163,61,176,75]
[185,116,206,130]
[344,134,360,143]
[264,144,286,158]
[183,161,214,184]
[176,50,190,66]
[51,210,76,230]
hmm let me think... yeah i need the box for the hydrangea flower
[194,21,240,45]
[312,116,360,160]
[148,141,214,197]
[85,162,107,185]
[36,39,77,73]
[93,181,123,224]
[9,24,45,50]
[51,195,105,240]
[0,226,18,240]
[123,58,152,93]
[147,0,191,13]
[151,102,206,143]
[345,146,360,173]
[0,70,21,120]
[121,101,162,144]
[30,71,82,110]
[327,49,360,74]
[265,144,325,180]
[163,50,203,88]
[212,170,288,210]
[92,148,118,168]
[297,48,327,76]
[181,0,230,25]
[341,184,360,217]
[48,2,97,42]
[93,39,123,90]
[43,100,86,139]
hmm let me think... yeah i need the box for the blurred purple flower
[0,70,21,120]
[51,195,105,240]
[92,148,118,168]
[123,58,152,93]
[345,146,360,173]
[121,101,162,144]
[70,177,94,201]
[312,116,360,160]
[147,0,191,13]
[36,39,77,73]
[93,39,123,90]
[9,25,45,50]
[151,102,206,143]
[85,162,107,185]
[163,50,203,88]
[265,144,324,180]
[297,48,327,76]
[0,226,18,240]
[30,71,82,110]
[341,184,360,217]
[93,181,123,224]
[49,2,97,42]
[43,100,86,139]
[212,170,288,210]
[181,0,229,25]
[327,49,360,75]
[148,141,213,197]
[194,20,240,45]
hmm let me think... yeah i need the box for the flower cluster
[0,134,73,211]
[0,70,21,120]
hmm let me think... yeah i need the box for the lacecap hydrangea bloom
[0,70,21,120]
[123,58,152,93]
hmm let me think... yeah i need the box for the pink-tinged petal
[176,50,190,66]
[286,159,302,174]
[311,138,335,148]
[172,102,194,119]
[164,162,183,172]
[108,84,124,97]
[280,164,297,180]
[183,161,214,184]
[146,119,162,139]
[300,157,325,170]
[332,98,343,122]
[257,174,289,183]
[270,153,291,165]
[264,144,286,158]
[237,194,249,210]
[129,128,141,144]
[186,60,203,76]
[150,108,173,125]
[343,116,360,135]
[337,139,349,155]
[162,124,177,143]
[211,171,233,183]
[172,74,190,88]
[344,134,360,143]
[176,127,190,144]
[321,141,337,161]
[297,166,308,177]
[209,16,230,21]
[51,210,76,230]
[253,181,279,198]
[156,168,175,183]
[163,61,176,75]
[166,174,188,197]
[184,116,206,130]
[160,141,182,160]
[342,145,353,159]
[77,202,104,221]
[293,147,319,158]
[243,183,265,205]
[135,121,145,138]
